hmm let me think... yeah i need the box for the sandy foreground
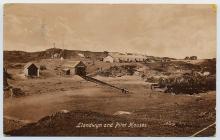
[3,75,216,136]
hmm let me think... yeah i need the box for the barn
[24,63,39,77]
[63,61,86,76]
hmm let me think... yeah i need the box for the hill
[4,48,108,63]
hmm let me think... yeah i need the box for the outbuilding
[63,61,86,76]
[103,55,114,63]
[62,68,71,75]
[24,62,39,77]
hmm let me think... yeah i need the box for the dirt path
[4,85,122,122]
[4,76,216,136]
[4,76,143,122]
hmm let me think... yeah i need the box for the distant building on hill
[78,53,85,58]
[161,57,172,62]
[24,63,39,77]
[103,55,114,63]
[103,53,147,63]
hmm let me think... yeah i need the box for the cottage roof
[24,62,39,69]
[63,61,86,68]
[104,56,114,59]
[62,68,70,71]
[108,53,146,60]
[78,53,85,58]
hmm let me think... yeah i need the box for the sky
[3,4,216,59]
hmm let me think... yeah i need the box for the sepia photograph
[3,4,216,136]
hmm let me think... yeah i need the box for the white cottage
[103,56,114,63]
[103,53,147,63]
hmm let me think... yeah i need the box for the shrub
[40,65,47,70]
[146,76,159,83]
[159,74,216,94]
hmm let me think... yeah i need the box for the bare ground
[4,75,216,136]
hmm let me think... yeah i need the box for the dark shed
[24,62,39,77]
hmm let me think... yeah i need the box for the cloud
[4,4,216,59]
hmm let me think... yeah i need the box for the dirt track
[4,75,216,136]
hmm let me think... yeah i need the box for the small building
[24,63,39,77]
[63,61,86,76]
[161,57,172,62]
[103,53,147,63]
[78,53,85,58]
[103,56,114,63]
[62,68,70,75]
